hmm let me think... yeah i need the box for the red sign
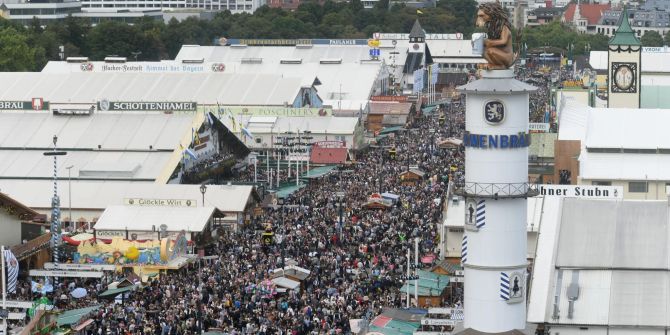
[31,98,44,110]
[371,96,408,102]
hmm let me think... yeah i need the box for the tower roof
[609,7,641,46]
[409,19,425,39]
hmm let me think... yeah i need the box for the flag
[184,148,197,160]
[241,127,254,139]
[416,9,423,14]
[227,111,237,131]
[3,249,18,294]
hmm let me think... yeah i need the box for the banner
[536,184,623,199]
[208,106,332,117]
[44,262,116,271]
[29,270,104,278]
[0,100,50,111]
[98,101,197,112]
[413,69,425,94]
[123,198,197,207]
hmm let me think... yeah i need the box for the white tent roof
[271,277,301,290]
[0,111,196,181]
[579,150,670,181]
[0,72,303,106]
[0,181,255,213]
[590,50,670,73]
[584,107,670,149]
[528,198,670,327]
[174,45,385,106]
[0,111,194,150]
[94,205,216,233]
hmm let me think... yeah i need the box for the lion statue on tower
[476,2,515,70]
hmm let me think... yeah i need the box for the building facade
[596,0,670,37]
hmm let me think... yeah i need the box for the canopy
[381,192,400,200]
[57,305,102,326]
[421,106,437,114]
[276,184,306,199]
[301,165,337,179]
[99,285,135,297]
[379,126,405,135]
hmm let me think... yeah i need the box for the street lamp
[43,135,67,287]
[66,165,73,231]
[200,184,207,207]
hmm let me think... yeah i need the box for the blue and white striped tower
[457,69,536,333]
[48,135,63,286]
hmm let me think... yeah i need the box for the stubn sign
[536,184,623,199]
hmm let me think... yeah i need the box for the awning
[379,126,405,135]
[381,192,400,201]
[276,184,306,199]
[301,165,337,179]
[99,285,135,297]
[57,305,101,326]
[421,106,436,114]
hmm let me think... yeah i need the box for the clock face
[611,62,637,93]
[615,65,633,90]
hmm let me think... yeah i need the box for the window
[592,181,612,186]
[629,181,648,193]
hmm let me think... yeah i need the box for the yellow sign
[368,39,380,47]
[123,198,197,207]
[203,106,332,117]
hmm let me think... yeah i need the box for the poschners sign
[463,131,530,149]
[536,184,623,199]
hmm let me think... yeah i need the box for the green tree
[0,26,37,71]
[641,30,663,47]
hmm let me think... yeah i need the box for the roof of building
[559,97,670,148]
[0,191,39,220]
[457,76,537,93]
[0,181,256,213]
[409,19,425,39]
[0,72,304,106]
[609,7,641,46]
[369,102,413,115]
[590,50,670,73]
[528,198,670,327]
[310,146,347,165]
[94,205,218,233]
[563,3,610,25]
[173,45,389,106]
[0,111,198,183]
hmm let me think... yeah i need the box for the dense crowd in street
[7,68,558,334]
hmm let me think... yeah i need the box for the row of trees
[0,0,478,71]
[0,0,664,72]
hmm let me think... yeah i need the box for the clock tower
[607,7,641,108]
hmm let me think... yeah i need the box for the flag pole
[1,245,7,333]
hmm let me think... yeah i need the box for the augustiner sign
[98,100,197,111]
[0,99,50,110]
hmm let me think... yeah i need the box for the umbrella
[70,287,87,299]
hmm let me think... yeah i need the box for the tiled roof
[564,3,610,25]
[11,233,51,260]
[310,146,347,165]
